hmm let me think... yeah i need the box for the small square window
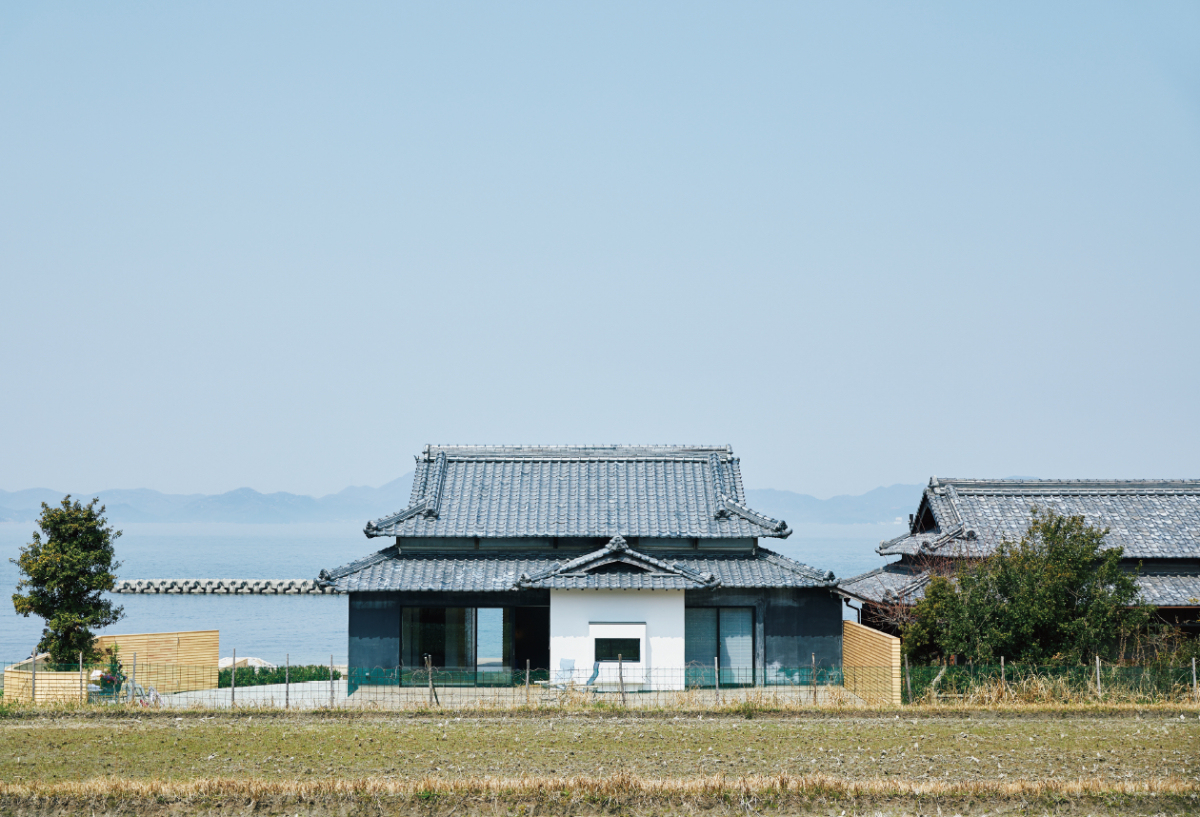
[594,637,640,662]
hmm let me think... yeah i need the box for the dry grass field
[1,707,1198,815]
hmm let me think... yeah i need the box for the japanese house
[318,445,841,690]
[837,478,1200,635]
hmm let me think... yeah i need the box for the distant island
[0,476,923,527]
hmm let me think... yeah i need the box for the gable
[585,560,652,575]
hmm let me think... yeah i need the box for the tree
[902,509,1150,665]
[11,496,124,662]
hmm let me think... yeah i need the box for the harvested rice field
[1,708,1198,815]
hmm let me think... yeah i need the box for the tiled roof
[1136,572,1200,607]
[318,542,835,593]
[837,563,1200,609]
[363,445,791,540]
[836,562,932,605]
[878,479,1200,559]
[517,536,721,590]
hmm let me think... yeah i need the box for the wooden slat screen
[94,630,220,693]
[2,664,86,704]
[842,620,902,705]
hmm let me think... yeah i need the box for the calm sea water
[0,521,901,665]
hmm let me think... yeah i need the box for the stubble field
[1,707,1198,815]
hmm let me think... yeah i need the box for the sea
[0,521,902,665]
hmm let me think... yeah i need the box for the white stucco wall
[549,590,685,690]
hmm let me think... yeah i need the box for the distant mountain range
[0,475,417,525]
[746,485,923,526]
[0,476,924,526]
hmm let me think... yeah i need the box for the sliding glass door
[475,608,513,685]
[401,607,474,682]
[399,607,513,685]
[684,607,755,687]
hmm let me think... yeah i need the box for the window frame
[594,637,642,663]
[684,605,756,687]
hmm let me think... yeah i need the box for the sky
[1,2,1198,499]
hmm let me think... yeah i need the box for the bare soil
[1,709,1197,815]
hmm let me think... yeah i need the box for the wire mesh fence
[4,658,1197,709]
[1,660,878,710]
[903,661,1200,705]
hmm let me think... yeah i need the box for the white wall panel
[549,590,685,690]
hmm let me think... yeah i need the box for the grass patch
[1,709,1197,783]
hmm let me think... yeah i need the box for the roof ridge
[419,444,734,461]
[930,478,1200,495]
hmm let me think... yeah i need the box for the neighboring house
[837,478,1200,634]
[318,445,840,691]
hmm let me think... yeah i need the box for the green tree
[11,496,124,662]
[898,575,962,664]
[903,509,1150,664]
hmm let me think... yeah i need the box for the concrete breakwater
[113,579,342,595]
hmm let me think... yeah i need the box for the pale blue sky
[2,2,1198,498]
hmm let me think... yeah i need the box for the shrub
[903,509,1151,664]
[218,664,342,688]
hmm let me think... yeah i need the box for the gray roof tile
[838,563,1200,608]
[516,536,721,590]
[1135,572,1200,607]
[363,445,791,540]
[879,479,1200,559]
[319,543,835,593]
[836,562,932,604]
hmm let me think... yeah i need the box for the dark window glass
[684,608,717,665]
[684,606,754,686]
[594,638,640,662]
[349,596,399,670]
[401,607,475,670]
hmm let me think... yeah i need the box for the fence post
[525,659,530,707]
[79,651,84,705]
[426,654,434,707]
[1095,655,1102,699]
[285,654,289,711]
[1000,656,1005,687]
[811,653,817,706]
[31,648,37,705]
[231,648,236,708]
[904,653,912,705]
[618,654,626,707]
[1192,657,1196,702]
[714,657,719,706]
[130,652,137,704]
[329,654,334,709]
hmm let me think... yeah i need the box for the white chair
[554,659,575,685]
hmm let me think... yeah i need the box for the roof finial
[607,535,628,551]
